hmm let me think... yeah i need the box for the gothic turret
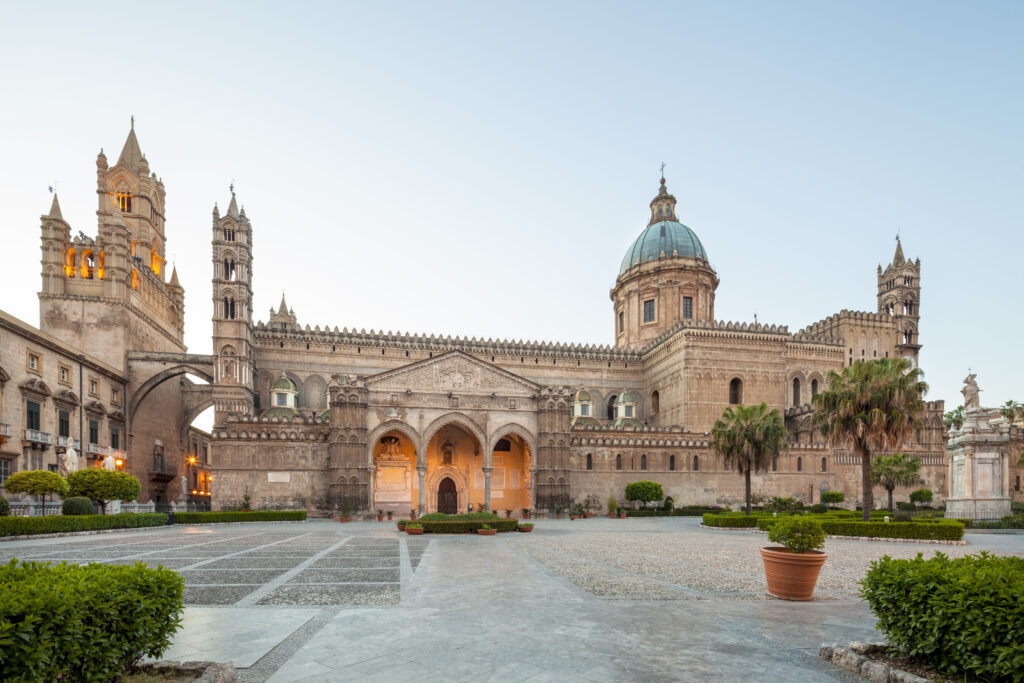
[877,238,922,365]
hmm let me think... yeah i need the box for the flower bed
[172,510,307,524]
[0,513,168,537]
[861,553,1024,680]
[415,519,519,533]
[0,559,184,680]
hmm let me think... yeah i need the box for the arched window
[131,268,139,290]
[811,379,819,397]
[821,457,827,472]
[693,455,699,471]
[494,439,511,451]
[729,378,743,405]
[669,454,675,471]
[116,191,132,213]
[792,378,800,406]
[81,250,94,279]
[223,296,236,320]
[224,228,235,242]
[607,395,617,420]
[651,390,660,415]
[615,454,622,471]
[640,454,647,470]
[586,453,592,471]
[224,258,236,281]
[772,458,777,472]
[796,457,802,472]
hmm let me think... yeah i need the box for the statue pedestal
[945,408,1013,521]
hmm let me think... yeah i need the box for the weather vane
[230,179,235,194]
[660,162,666,179]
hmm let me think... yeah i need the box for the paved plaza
[2,518,1022,681]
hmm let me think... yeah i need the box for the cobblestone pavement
[3,517,1020,681]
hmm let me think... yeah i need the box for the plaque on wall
[268,472,290,483]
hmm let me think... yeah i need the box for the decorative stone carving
[961,372,981,411]
[366,351,539,396]
[58,438,79,476]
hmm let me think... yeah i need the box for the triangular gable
[366,350,540,396]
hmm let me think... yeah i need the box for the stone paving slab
[181,569,289,584]
[185,585,261,604]
[257,583,400,606]
[287,568,400,583]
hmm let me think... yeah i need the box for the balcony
[0,423,11,440]
[23,429,52,446]
[86,443,110,457]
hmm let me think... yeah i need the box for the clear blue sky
[1,1,1021,413]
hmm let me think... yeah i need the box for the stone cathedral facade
[207,176,948,516]
[4,123,951,516]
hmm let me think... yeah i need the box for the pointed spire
[227,187,239,218]
[117,118,143,169]
[893,238,905,266]
[169,265,180,287]
[48,193,63,220]
[279,291,289,313]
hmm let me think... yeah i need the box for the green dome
[261,406,298,420]
[572,388,592,403]
[272,374,297,392]
[615,391,638,405]
[619,220,708,277]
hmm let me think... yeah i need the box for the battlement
[642,317,843,354]
[798,309,895,339]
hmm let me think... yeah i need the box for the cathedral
[3,122,949,516]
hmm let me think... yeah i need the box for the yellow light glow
[131,268,139,290]
[115,459,124,467]
[192,489,197,495]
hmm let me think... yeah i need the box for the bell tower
[210,189,255,423]
[877,238,922,365]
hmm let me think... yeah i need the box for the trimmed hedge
[0,497,9,516]
[0,559,184,680]
[702,513,760,528]
[757,517,964,540]
[62,496,94,516]
[416,519,518,533]
[173,510,307,524]
[0,513,167,537]
[626,508,724,517]
[417,512,499,522]
[861,553,1024,680]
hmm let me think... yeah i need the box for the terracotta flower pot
[584,512,591,518]
[377,515,383,521]
[517,525,533,533]
[405,527,424,535]
[618,513,626,519]
[760,547,828,601]
[337,517,351,523]
[477,528,497,535]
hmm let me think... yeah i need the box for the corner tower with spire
[211,186,255,421]
[877,237,922,364]
[38,119,185,371]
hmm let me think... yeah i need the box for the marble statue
[177,475,189,502]
[102,452,117,471]
[962,372,981,411]
[58,438,79,477]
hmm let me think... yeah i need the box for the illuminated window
[643,299,655,323]
[65,247,76,277]
[116,192,132,213]
[682,297,693,319]
[81,250,94,279]
[131,268,139,290]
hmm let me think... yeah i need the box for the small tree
[909,488,933,505]
[624,481,664,509]
[67,469,141,511]
[870,453,923,512]
[711,402,787,515]
[943,405,965,430]
[820,490,845,506]
[3,470,70,513]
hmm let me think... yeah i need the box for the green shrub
[822,519,963,541]
[3,470,70,499]
[861,553,1024,680]
[416,519,518,533]
[1012,501,1024,513]
[626,508,723,517]
[909,488,933,504]
[894,510,913,522]
[895,501,916,511]
[607,495,617,514]
[767,516,825,553]
[662,496,674,511]
[809,503,828,514]
[405,522,422,529]
[173,510,306,524]
[0,559,184,681]
[624,481,664,508]
[0,498,9,516]
[765,496,803,513]
[67,468,141,505]
[999,515,1024,529]
[0,513,167,537]
[62,496,94,516]
[820,490,845,505]
[417,512,498,522]
[702,513,759,528]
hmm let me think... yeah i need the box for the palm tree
[812,358,928,521]
[870,453,923,512]
[943,405,965,430]
[1000,400,1023,425]
[710,402,787,515]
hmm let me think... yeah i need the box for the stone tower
[38,120,185,372]
[876,238,922,365]
[210,190,255,423]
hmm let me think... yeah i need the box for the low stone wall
[820,642,929,682]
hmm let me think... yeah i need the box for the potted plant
[337,499,351,523]
[477,523,497,536]
[386,510,393,520]
[607,495,618,519]
[376,508,384,522]
[517,522,534,533]
[760,516,827,601]
[618,508,627,519]
[396,519,406,531]
[410,506,417,520]
[490,509,497,516]
[555,505,563,519]
[505,509,513,519]
[405,522,424,535]
[522,508,530,519]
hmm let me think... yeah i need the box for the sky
[0,1,1022,416]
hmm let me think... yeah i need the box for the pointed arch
[422,412,487,456]
[487,423,537,457]
[365,420,421,467]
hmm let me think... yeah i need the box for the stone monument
[58,438,80,477]
[945,373,1018,521]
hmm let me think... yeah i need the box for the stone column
[367,467,374,513]
[483,467,493,511]
[417,467,426,512]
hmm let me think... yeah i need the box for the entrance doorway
[437,477,458,514]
